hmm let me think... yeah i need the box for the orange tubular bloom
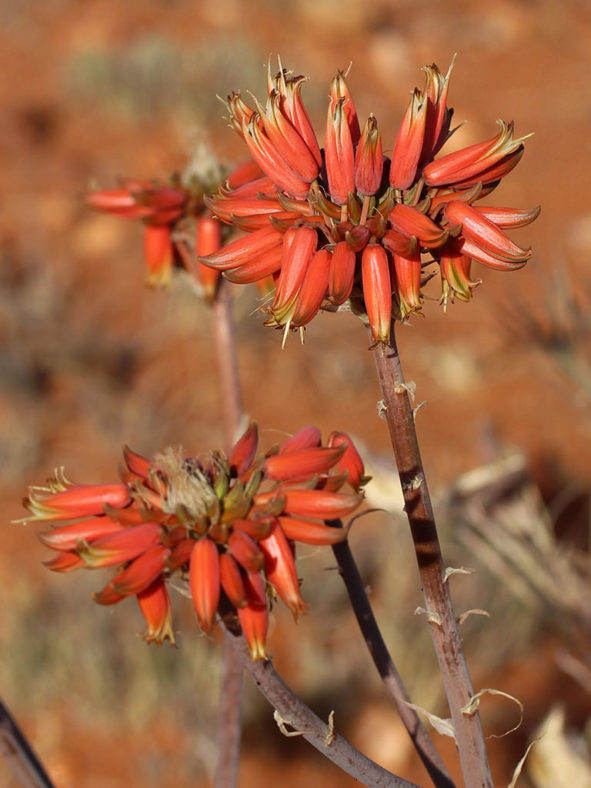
[24,480,130,521]
[279,425,322,453]
[277,516,348,546]
[259,522,307,618]
[264,444,345,481]
[291,249,332,327]
[443,201,532,266]
[389,204,448,249]
[325,98,355,205]
[219,553,248,609]
[355,115,383,196]
[328,431,366,491]
[330,69,361,144]
[190,538,221,633]
[328,241,356,305]
[199,226,284,270]
[392,248,423,320]
[269,226,318,326]
[238,572,269,661]
[200,58,536,338]
[390,88,427,190]
[423,121,529,188]
[110,545,171,596]
[20,421,368,655]
[362,244,392,344]
[439,244,481,305]
[137,578,175,645]
[193,217,222,301]
[144,225,174,287]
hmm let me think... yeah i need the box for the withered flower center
[154,447,220,524]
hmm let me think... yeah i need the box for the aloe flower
[201,60,539,343]
[85,159,265,297]
[21,423,366,660]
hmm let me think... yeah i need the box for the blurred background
[2,0,591,785]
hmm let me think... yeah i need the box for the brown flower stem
[0,699,55,788]
[210,276,244,788]
[372,323,493,788]
[211,277,243,450]
[331,534,455,788]
[221,624,421,788]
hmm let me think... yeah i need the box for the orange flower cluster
[22,423,366,660]
[201,60,539,343]
[85,162,262,296]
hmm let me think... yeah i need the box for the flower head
[202,59,538,343]
[85,147,270,298]
[22,423,366,660]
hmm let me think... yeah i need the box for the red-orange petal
[228,530,264,573]
[220,553,248,609]
[238,572,268,661]
[137,577,176,645]
[79,522,161,568]
[189,538,220,633]
[278,426,321,454]
[199,226,283,271]
[327,431,366,490]
[362,244,392,344]
[259,523,307,618]
[228,421,258,476]
[110,545,170,596]
[328,241,356,305]
[277,516,349,546]
[264,445,345,481]
[291,249,331,327]
[38,517,125,551]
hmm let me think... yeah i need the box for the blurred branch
[0,698,55,788]
[221,623,420,788]
[330,530,454,788]
[209,274,244,788]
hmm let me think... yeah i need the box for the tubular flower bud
[238,572,269,661]
[329,68,361,144]
[328,241,356,305]
[21,421,365,657]
[201,57,537,339]
[327,431,368,491]
[443,200,532,266]
[85,145,244,295]
[390,88,428,190]
[190,538,220,633]
[259,522,307,618]
[439,243,481,306]
[325,97,356,205]
[137,579,175,645]
[392,248,423,320]
[144,225,174,287]
[355,115,384,196]
[420,58,455,162]
[362,244,392,344]
[423,120,530,188]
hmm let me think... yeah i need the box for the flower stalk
[221,622,421,788]
[330,531,455,788]
[372,322,493,787]
[0,698,56,788]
